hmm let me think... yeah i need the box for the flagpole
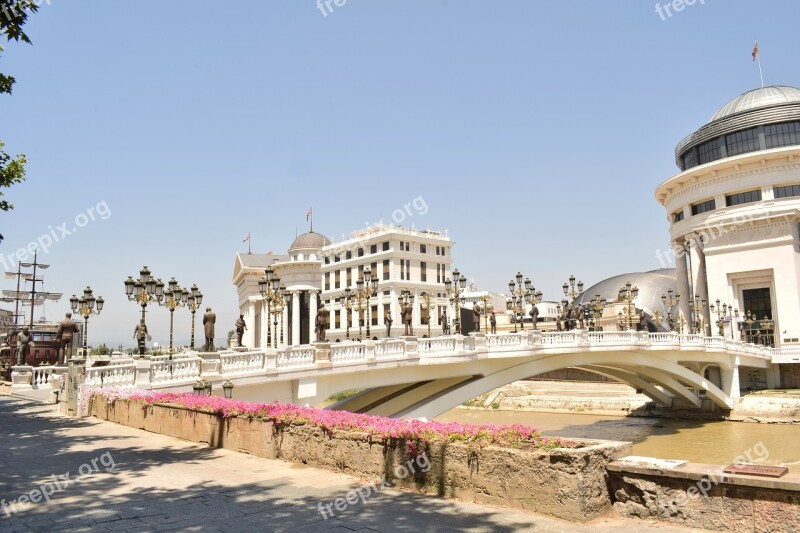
[248,236,251,255]
[757,54,764,88]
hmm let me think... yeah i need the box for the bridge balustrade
[330,343,367,364]
[418,337,457,355]
[219,351,266,376]
[32,366,57,388]
[148,357,202,384]
[374,339,406,360]
[85,363,137,387]
[276,346,316,369]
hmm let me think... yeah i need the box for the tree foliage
[1,1,38,212]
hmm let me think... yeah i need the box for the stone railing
[219,351,265,376]
[85,363,137,387]
[418,336,457,355]
[276,346,316,369]
[330,342,367,364]
[148,357,202,384]
[31,365,59,388]
[486,332,527,349]
[374,339,406,360]
[540,331,581,346]
[770,345,800,363]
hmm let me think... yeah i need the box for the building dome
[675,84,800,170]
[708,86,800,123]
[289,231,331,252]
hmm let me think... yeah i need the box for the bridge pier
[720,365,741,400]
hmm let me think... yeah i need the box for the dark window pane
[725,127,759,157]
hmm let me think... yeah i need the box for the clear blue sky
[1,0,798,345]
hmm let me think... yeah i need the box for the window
[382,241,390,251]
[357,247,364,257]
[346,267,352,287]
[324,256,330,265]
[383,259,390,281]
[691,199,716,216]
[34,350,39,359]
[673,210,685,223]
[45,350,50,359]
[335,270,341,289]
[420,244,427,254]
[765,121,800,149]
[436,264,442,283]
[725,128,759,157]
[682,149,698,170]
[335,310,341,329]
[324,272,330,291]
[345,251,352,260]
[371,262,378,279]
[358,264,364,279]
[371,305,378,326]
[726,189,762,207]
[400,259,406,281]
[334,254,340,263]
[420,261,427,282]
[698,137,722,165]
[399,241,410,252]
[370,244,377,254]
[774,184,800,199]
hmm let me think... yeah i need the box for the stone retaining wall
[608,461,800,531]
[89,397,632,522]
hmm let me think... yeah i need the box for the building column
[309,290,318,342]
[260,300,269,350]
[243,301,256,349]
[674,239,692,330]
[692,235,712,335]
[291,291,301,346]
[281,304,288,348]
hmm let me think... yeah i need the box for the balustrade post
[365,339,376,363]
[314,343,332,367]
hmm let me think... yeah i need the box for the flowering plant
[88,387,575,452]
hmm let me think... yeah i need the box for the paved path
[0,396,712,532]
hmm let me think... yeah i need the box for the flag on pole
[752,40,759,61]
[242,233,251,243]
[306,207,312,221]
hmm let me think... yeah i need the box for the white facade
[320,224,454,339]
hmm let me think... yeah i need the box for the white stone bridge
[12,331,791,419]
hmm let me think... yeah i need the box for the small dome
[289,231,331,252]
[708,85,800,123]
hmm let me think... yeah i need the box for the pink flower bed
[89,387,573,451]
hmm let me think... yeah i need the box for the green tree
[95,344,111,356]
[1,1,39,213]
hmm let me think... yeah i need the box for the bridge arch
[394,352,733,419]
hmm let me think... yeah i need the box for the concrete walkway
[0,396,713,532]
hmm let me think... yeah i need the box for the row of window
[324,303,450,328]
[675,183,800,222]
[681,121,800,171]
[324,261,446,289]
[324,242,449,264]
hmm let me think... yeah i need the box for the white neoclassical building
[232,231,330,349]
[655,85,800,387]
[320,225,454,340]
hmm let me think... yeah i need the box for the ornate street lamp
[351,268,378,340]
[563,275,584,302]
[661,289,680,332]
[70,286,104,355]
[589,294,607,331]
[159,278,189,356]
[761,316,774,347]
[186,284,203,350]
[222,380,234,399]
[343,287,353,339]
[689,294,707,335]
[508,272,542,332]
[444,268,467,334]
[124,266,164,339]
[259,268,286,348]
[617,282,639,331]
[709,299,732,337]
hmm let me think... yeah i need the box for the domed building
[655,85,800,387]
[232,231,331,348]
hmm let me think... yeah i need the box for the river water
[437,409,800,470]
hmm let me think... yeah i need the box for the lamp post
[124,266,165,323]
[661,289,680,332]
[617,282,639,331]
[709,299,733,337]
[160,278,188,356]
[343,287,352,339]
[222,380,234,399]
[259,268,285,348]
[351,268,378,340]
[761,316,774,347]
[730,308,739,340]
[419,292,435,338]
[508,272,542,332]
[563,275,584,301]
[743,311,756,343]
[444,268,467,334]
[185,284,203,350]
[69,287,104,355]
[589,294,606,331]
[689,294,707,335]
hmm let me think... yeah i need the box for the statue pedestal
[312,343,331,366]
[11,365,33,389]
